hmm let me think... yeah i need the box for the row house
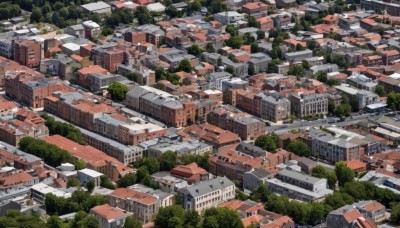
[5,73,71,108]
[208,107,266,140]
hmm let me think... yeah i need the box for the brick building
[14,40,41,68]
[90,44,125,73]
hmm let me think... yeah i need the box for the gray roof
[284,49,313,57]
[68,24,84,31]
[179,176,234,197]
[248,168,272,179]
[81,1,110,11]
[278,169,322,184]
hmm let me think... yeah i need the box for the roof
[278,169,322,184]
[90,204,129,220]
[81,1,111,11]
[179,176,234,198]
[78,168,103,178]
[110,188,157,205]
[345,160,367,170]
[343,209,363,222]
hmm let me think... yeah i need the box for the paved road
[267,113,372,135]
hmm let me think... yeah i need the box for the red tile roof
[91,204,129,220]
[111,188,157,205]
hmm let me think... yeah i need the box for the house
[109,188,159,224]
[81,1,111,14]
[77,168,103,187]
[214,11,246,24]
[90,204,131,228]
[326,202,382,228]
[170,163,210,184]
[178,176,235,213]
[243,168,274,192]
[65,24,85,38]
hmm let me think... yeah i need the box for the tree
[248,65,255,76]
[41,114,86,145]
[187,44,201,57]
[255,134,277,152]
[135,6,153,25]
[184,210,200,227]
[335,162,355,187]
[335,104,352,117]
[315,71,328,83]
[78,215,99,228]
[100,175,115,189]
[225,36,244,49]
[312,165,337,189]
[225,24,238,36]
[374,85,386,97]
[308,203,325,225]
[286,140,311,157]
[205,43,215,53]
[117,173,137,187]
[155,205,186,227]
[251,184,271,203]
[287,65,305,77]
[179,59,192,72]
[67,178,81,188]
[160,151,177,171]
[248,17,260,28]
[250,43,260,53]
[101,27,113,36]
[301,60,311,70]
[328,100,335,114]
[307,40,318,50]
[391,203,400,223]
[87,180,95,192]
[202,216,219,228]
[30,8,43,23]
[203,207,244,228]
[136,157,160,174]
[325,192,354,209]
[256,30,265,40]
[108,82,129,101]
[127,72,139,82]
[47,215,66,228]
[124,216,142,228]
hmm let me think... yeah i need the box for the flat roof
[81,1,110,11]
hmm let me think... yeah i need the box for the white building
[77,168,103,187]
[178,176,235,213]
[81,1,111,14]
[31,183,71,204]
[214,11,246,24]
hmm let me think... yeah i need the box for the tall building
[14,40,41,68]
[290,93,328,118]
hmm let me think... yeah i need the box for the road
[266,113,372,135]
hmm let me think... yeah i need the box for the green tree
[335,162,355,187]
[335,104,352,117]
[328,100,335,114]
[251,184,271,203]
[155,205,186,228]
[117,173,137,187]
[250,43,260,53]
[179,59,192,72]
[391,203,400,223]
[135,6,153,25]
[30,8,43,23]
[202,216,219,228]
[225,24,238,36]
[302,60,311,70]
[286,140,311,157]
[77,215,98,228]
[108,82,129,101]
[203,207,244,228]
[255,134,277,152]
[325,192,354,209]
[307,40,318,50]
[101,27,113,36]
[205,43,215,53]
[308,203,325,225]
[287,65,305,77]
[311,165,337,189]
[187,44,201,57]
[136,157,160,174]
[248,17,260,28]
[374,85,386,97]
[315,71,327,83]
[184,210,200,227]
[100,175,115,189]
[160,151,177,171]
[67,178,81,188]
[225,36,244,49]
[47,215,66,228]
[124,216,142,228]
[256,30,265,40]
[87,180,95,192]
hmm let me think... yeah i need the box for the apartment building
[284,49,313,62]
[290,93,328,118]
[171,163,210,184]
[241,2,269,15]
[44,135,133,181]
[31,183,71,204]
[90,204,131,228]
[360,0,400,16]
[210,148,265,184]
[265,169,333,202]
[40,54,77,80]
[208,106,266,140]
[0,108,49,146]
[109,188,159,224]
[14,40,41,68]
[311,131,361,163]
[347,73,377,92]
[335,84,378,110]
[91,44,125,73]
[205,72,232,90]
[0,39,14,59]
[261,93,291,122]
[178,177,235,213]
[0,171,39,193]
[5,73,71,108]
[243,168,274,192]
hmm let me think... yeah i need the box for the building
[151,171,189,193]
[335,84,378,110]
[178,176,235,213]
[31,183,71,204]
[326,202,381,228]
[171,163,209,184]
[0,108,49,146]
[90,204,131,228]
[214,11,246,24]
[265,169,333,202]
[81,1,111,14]
[284,49,312,62]
[109,188,159,224]
[128,184,175,208]
[65,24,85,38]
[0,39,14,59]
[44,135,133,181]
[360,0,400,16]
[311,130,361,163]
[290,93,328,118]
[347,73,377,92]
[5,73,71,108]
[261,93,291,122]
[241,2,269,15]
[91,44,125,73]
[243,168,274,192]
[14,40,41,68]
[0,171,39,193]
[77,168,103,187]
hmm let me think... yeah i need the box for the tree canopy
[254,133,280,152]
[108,82,129,101]
[41,114,86,145]
[286,140,311,157]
